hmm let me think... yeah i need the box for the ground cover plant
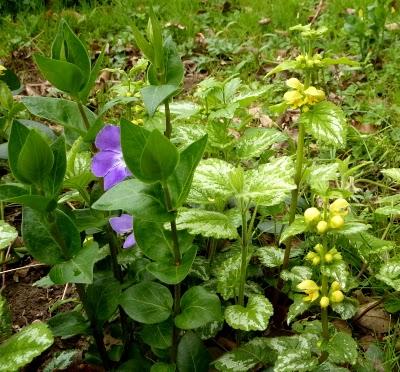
[0,0,399,371]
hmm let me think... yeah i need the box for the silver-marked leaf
[336,222,370,236]
[196,320,223,341]
[376,258,400,291]
[0,322,54,371]
[306,162,338,196]
[300,101,346,147]
[214,337,275,372]
[321,261,352,291]
[279,216,307,244]
[326,332,358,365]
[331,297,358,320]
[287,294,311,324]
[225,295,273,331]
[274,349,318,372]
[381,168,400,183]
[256,246,284,268]
[281,266,313,284]
[175,208,238,239]
[0,220,17,250]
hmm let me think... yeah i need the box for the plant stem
[164,100,172,139]
[77,101,91,131]
[238,202,250,307]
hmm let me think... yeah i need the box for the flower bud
[329,198,349,217]
[304,207,321,224]
[126,91,133,97]
[317,221,328,234]
[331,281,341,291]
[330,290,344,303]
[305,251,317,261]
[324,253,333,263]
[320,296,330,308]
[312,256,321,266]
[314,243,323,253]
[329,215,344,229]
[333,253,343,261]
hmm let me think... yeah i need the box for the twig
[0,263,45,275]
[61,284,69,300]
[354,297,386,321]
[310,0,324,25]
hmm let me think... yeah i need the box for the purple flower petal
[91,151,122,177]
[95,125,121,151]
[109,214,133,234]
[123,233,136,249]
[104,165,131,190]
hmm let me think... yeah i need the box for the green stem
[164,100,172,139]
[238,201,249,307]
[77,101,91,131]
[320,271,329,362]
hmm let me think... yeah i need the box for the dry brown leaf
[356,302,392,333]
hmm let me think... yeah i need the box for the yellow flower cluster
[303,198,349,234]
[283,78,325,110]
[305,244,342,266]
[0,65,6,76]
[297,279,345,308]
[295,54,323,70]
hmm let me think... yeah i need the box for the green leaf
[266,60,298,76]
[131,22,154,62]
[140,318,173,349]
[274,349,318,372]
[139,129,179,183]
[326,332,358,365]
[151,363,176,372]
[120,281,173,324]
[0,220,17,250]
[279,216,307,244]
[22,208,81,264]
[17,129,54,185]
[337,222,371,235]
[242,156,295,206]
[299,101,347,147]
[281,266,313,284]
[80,50,104,103]
[175,208,238,239]
[0,295,12,342]
[46,135,67,196]
[305,162,339,196]
[146,245,197,285]
[287,294,311,324]
[134,219,192,262]
[168,135,208,208]
[350,232,395,260]
[164,36,184,86]
[175,286,222,330]
[256,246,284,268]
[195,320,223,340]
[214,338,275,372]
[47,311,89,338]
[22,97,96,136]
[141,85,178,116]
[0,68,22,93]
[85,272,122,324]
[43,350,79,372]
[331,297,358,320]
[49,241,99,284]
[188,158,237,204]
[321,261,352,291]
[92,179,172,222]
[225,295,273,331]
[0,322,54,371]
[235,128,286,160]
[381,168,400,183]
[376,257,400,291]
[8,121,30,183]
[177,332,210,372]
[34,54,86,95]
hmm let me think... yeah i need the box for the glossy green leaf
[326,332,358,365]
[0,68,22,93]
[0,220,17,250]
[49,241,99,284]
[299,101,346,147]
[92,179,172,222]
[141,85,178,116]
[34,54,86,95]
[48,311,89,338]
[45,135,67,196]
[17,129,54,185]
[175,286,222,330]
[0,295,12,343]
[131,23,154,62]
[279,216,307,244]
[139,129,179,183]
[175,208,238,239]
[22,208,81,264]
[177,332,210,372]
[266,60,298,76]
[164,37,184,86]
[225,295,273,331]
[151,363,176,372]
[214,338,274,372]
[120,281,173,324]
[8,121,30,183]
[146,245,198,285]
[168,135,208,208]
[337,222,371,235]
[22,97,96,135]
[80,50,104,103]
[140,318,173,349]
[0,322,54,371]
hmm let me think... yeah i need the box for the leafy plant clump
[0,3,399,372]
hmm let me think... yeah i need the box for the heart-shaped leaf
[225,295,273,331]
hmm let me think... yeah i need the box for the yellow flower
[304,207,321,224]
[330,290,344,303]
[305,251,317,261]
[329,215,344,229]
[304,86,325,105]
[317,220,328,234]
[324,253,333,263]
[314,243,323,253]
[297,279,320,302]
[312,256,321,266]
[283,90,304,108]
[331,281,341,291]
[286,78,304,90]
[0,65,6,76]
[329,198,349,217]
[320,296,330,308]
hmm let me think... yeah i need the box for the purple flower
[109,214,136,249]
[91,125,132,190]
